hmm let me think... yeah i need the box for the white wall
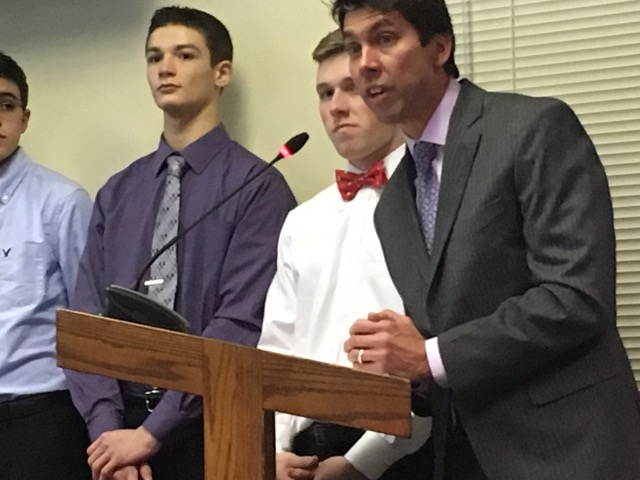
[0,0,341,202]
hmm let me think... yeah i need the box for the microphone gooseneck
[131,132,310,291]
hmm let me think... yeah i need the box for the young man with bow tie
[258,29,432,480]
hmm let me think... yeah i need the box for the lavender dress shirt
[66,124,296,441]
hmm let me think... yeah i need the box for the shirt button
[1,195,8,204]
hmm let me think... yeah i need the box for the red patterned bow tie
[335,160,388,201]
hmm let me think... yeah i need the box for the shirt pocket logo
[0,242,45,309]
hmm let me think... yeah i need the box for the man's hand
[88,427,160,480]
[344,309,431,381]
[315,456,367,480]
[276,452,318,479]
[110,465,152,480]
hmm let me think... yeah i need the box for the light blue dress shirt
[0,148,92,396]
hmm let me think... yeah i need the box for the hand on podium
[345,310,431,382]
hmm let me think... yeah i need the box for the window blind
[448,0,640,386]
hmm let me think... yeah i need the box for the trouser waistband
[0,390,74,422]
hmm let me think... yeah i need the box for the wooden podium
[56,309,412,479]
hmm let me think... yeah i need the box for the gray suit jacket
[375,80,640,479]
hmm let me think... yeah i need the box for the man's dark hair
[331,0,459,78]
[147,6,233,65]
[312,29,347,63]
[0,51,29,108]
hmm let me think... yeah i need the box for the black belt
[122,388,165,413]
[291,422,365,460]
[0,390,73,422]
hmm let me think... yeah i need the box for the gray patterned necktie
[149,154,186,309]
[413,141,440,254]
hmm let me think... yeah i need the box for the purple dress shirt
[66,124,296,441]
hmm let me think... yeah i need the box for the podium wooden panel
[56,309,411,479]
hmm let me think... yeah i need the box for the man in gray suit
[331,0,640,479]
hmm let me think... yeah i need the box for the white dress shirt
[258,145,431,479]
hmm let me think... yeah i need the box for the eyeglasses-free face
[0,78,29,163]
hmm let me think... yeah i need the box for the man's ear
[213,60,233,88]
[432,34,453,69]
[20,108,31,134]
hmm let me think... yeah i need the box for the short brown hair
[312,29,346,63]
[0,51,28,108]
[331,0,459,78]
[147,6,233,65]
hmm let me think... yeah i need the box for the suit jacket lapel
[428,80,485,283]
[374,147,432,333]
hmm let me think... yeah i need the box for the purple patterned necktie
[413,141,440,254]
[149,154,186,309]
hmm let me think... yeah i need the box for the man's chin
[332,141,357,160]
[0,146,18,165]
[372,109,402,126]
[157,101,188,117]
[365,100,403,126]
[334,144,374,164]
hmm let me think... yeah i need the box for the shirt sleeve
[426,337,449,387]
[256,213,304,451]
[65,188,126,441]
[55,188,93,296]
[345,414,432,479]
[142,170,297,441]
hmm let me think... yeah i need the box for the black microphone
[132,131,309,291]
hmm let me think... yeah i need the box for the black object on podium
[105,285,189,332]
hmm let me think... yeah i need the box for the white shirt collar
[344,144,406,177]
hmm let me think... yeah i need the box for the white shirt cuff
[425,337,449,388]
[344,415,432,479]
[275,413,312,453]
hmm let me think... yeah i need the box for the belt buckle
[144,387,165,413]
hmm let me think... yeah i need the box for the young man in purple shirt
[65,7,296,480]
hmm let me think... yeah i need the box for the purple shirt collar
[153,123,231,177]
[406,79,461,155]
